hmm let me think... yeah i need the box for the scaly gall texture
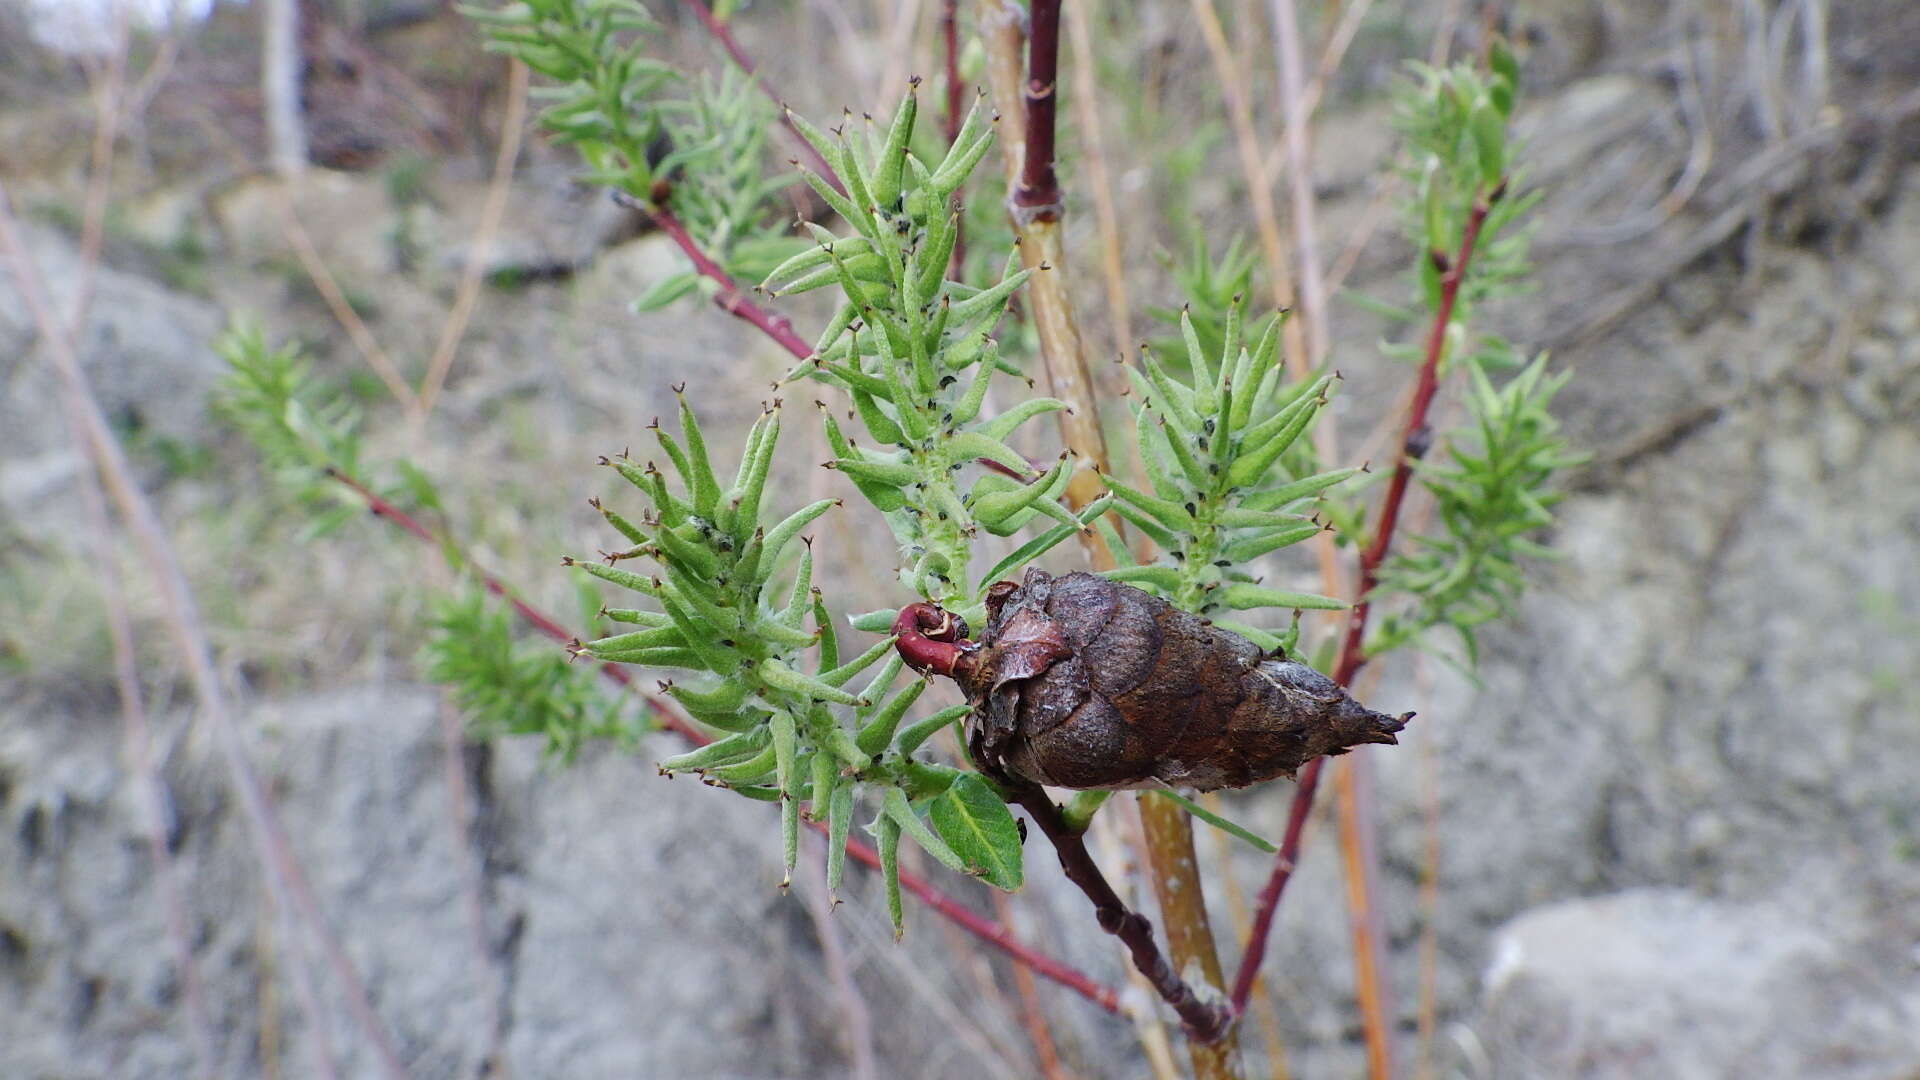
[929,570,1407,791]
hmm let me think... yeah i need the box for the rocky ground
[3,2,1919,1078]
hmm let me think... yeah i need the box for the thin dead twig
[417,56,529,419]
[799,842,880,1080]
[1063,0,1135,364]
[61,31,217,1067]
[1233,183,1503,1021]
[0,185,411,1080]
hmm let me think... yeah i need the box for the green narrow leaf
[809,746,836,817]
[1214,583,1346,611]
[675,393,721,515]
[657,726,770,773]
[893,703,970,756]
[826,779,854,892]
[759,657,864,705]
[928,773,1024,889]
[772,710,800,874]
[977,397,1067,443]
[856,678,926,756]
[830,456,919,487]
[976,495,1113,589]
[760,498,838,575]
[1102,565,1185,592]
[1240,467,1362,512]
[820,633,897,687]
[1151,790,1276,853]
[883,787,967,874]
[871,810,904,937]
[851,387,907,445]
[871,83,917,210]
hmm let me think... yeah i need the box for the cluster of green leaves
[469,4,1054,924]
[210,325,420,541]
[425,589,636,757]
[1103,303,1358,649]
[1370,358,1583,662]
[466,0,667,189]
[571,399,1024,924]
[213,327,625,753]
[466,0,797,284]
[1143,235,1276,376]
[1357,44,1580,667]
[1387,46,1540,339]
[762,85,1102,615]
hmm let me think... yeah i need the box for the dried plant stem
[799,844,880,1080]
[1271,3,1393,1068]
[1187,0,1303,370]
[1063,0,1135,363]
[1203,793,1290,1079]
[1269,0,1329,367]
[324,472,1122,1014]
[680,0,846,194]
[60,43,218,1065]
[0,187,410,1080]
[980,0,1114,519]
[1332,754,1393,1078]
[1230,183,1502,1017]
[270,188,420,409]
[77,404,218,1075]
[1413,659,1442,1080]
[1189,0,1347,611]
[70,14,128,333]
[940,0,967,279]
[417,56,529,420]
[1136,792,1240,1076]
[1093,811,1184,1080]
[990,890,1072,1080]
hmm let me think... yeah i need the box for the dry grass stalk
[0,185,410,1080]
[417,56,529,419]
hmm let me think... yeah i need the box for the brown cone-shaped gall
[899,569,1408,791]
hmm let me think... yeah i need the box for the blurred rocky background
[2,1,1917,1078]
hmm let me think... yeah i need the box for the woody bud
[896,570,1408,791]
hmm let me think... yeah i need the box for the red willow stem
[1013,0,1063,218]
[1228,182,1504,1017]
[326,469,1121,1015]
[644,204,816,360]
[939,0,968,279]
[679,0,846,195]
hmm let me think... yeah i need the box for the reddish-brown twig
[1229,182,1503,1017]
[325,470,1122,1015]
[679,0,845,194]
[1012,785,1232,1041]
[1013,0,1064,218]
[939,0,967,280]
[643,202,815,361]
